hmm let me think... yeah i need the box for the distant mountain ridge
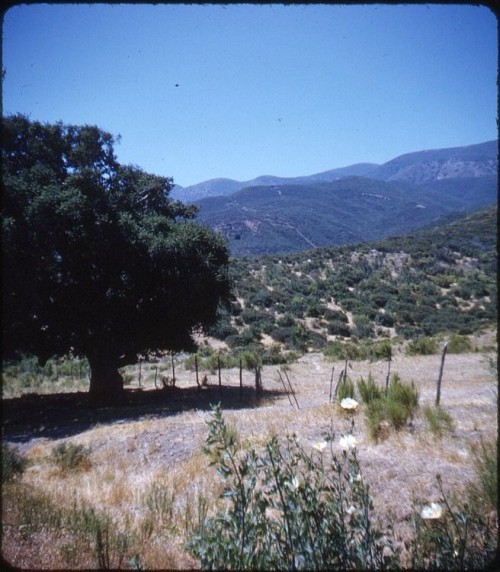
[171,140,497,202]
[171,163,377,202]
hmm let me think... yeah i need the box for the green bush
[364,374,419,440]
[447,333,472,354]
[188,404,400,570]
[357,373,383,404]
[422,405,455,437]
[324,341,364,361]
[336,377,355,402]
[2,444,27,483]
[386,374,419,421]
[406,336,439,356]
[467,437,498,512]
[327,320,351,337]
[367,340,392,361]
[50,442,92,472]
[409,475,498,570]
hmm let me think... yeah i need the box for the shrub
[327,321,351,337]
[406,336,439,356]
[188,404,400,570]
[364,374,419,440]
[352,316,374,338]
[447,333,472,354]
[357,373,383,404]
[467,437,498,512]
[364,399,389,441]
[367,340,392,361]
[50,442,92,472]
[336,377,355,402]
[324,341,364,361]
[2,444,27,483]
[422,405,455,437]
[386,374,419,420]
[408,474,498,570]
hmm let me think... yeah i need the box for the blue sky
[2,3,498,188]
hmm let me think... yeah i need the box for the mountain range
[171,140,498,256]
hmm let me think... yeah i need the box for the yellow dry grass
[2,346,497,569]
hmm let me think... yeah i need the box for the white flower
[346,505,356,515]
[350,472,363,483]
[313,440,327,452]
[340,397,359,411]
[292,475,302,490]
[420,502,443,520]
[339,434,357,451]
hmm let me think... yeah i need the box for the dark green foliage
[2,115,230,404]
[2,444,27,482]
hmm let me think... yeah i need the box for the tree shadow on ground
[2,384,285,443]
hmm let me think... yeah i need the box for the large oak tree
[2,114,231,405]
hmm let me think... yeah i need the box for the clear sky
[2,3,498,188]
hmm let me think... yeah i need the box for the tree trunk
[88,355,127,406]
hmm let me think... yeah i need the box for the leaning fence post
[278,370,294,408]
[435,343,448,407]
[284,370,299,409]
[329,365,335,403]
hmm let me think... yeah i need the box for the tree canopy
[2,114,231,404]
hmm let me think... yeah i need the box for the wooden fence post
[278,370,294,408]
[435,343,448,407]
[239,358,243,401]
[171,352,176,387]
[329,365,335,403]
[255,366,263,398]
[195,355,200,389]
[284,370,300,409]
[385,353,392,395]
[218,354,222,398]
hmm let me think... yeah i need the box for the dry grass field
[2,335,498,569]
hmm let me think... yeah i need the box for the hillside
[171,140,497,256]
[206,205,497,358]
[194,176,497,256]
[368,140,498,183]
